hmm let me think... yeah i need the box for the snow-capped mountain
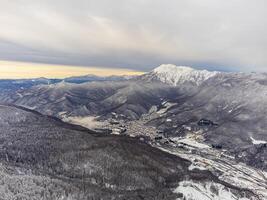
[1,65,267,199]
[142,64,219,86]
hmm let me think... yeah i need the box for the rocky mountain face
[0,104,255,200]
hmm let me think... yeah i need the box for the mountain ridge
[141,64,220,86]
[1,64,267,171]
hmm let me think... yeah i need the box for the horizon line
[0,60,145,79]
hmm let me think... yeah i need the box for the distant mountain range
[0,74,132,91]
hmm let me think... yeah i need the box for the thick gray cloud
[0,0,266,72]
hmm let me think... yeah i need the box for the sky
[0,61,143,79]
[0,0,266,78]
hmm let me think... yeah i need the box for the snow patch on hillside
[250,136,267,145]
[174,181,251,200]
[62,116,107,129]
[171,137,210,149]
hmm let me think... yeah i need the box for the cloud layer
[0,0,266,72]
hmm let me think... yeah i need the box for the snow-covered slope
[1,104,258,200]
[174,181,252,200]
[143,64,219,86]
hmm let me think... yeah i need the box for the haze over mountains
[1,64,267,199]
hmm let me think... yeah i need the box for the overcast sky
[0,0,266,72]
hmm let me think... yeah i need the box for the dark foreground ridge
[0,105,256,199]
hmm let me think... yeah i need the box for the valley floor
[63,113,267,200]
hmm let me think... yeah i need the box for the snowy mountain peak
[151,64,219,86]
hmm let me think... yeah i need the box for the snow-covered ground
[158,140,267,200]
[62,116,108,129]
[250,136,267,145]
[157,101,177,114]
[171,137,210,149]
[174,181,252,200]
